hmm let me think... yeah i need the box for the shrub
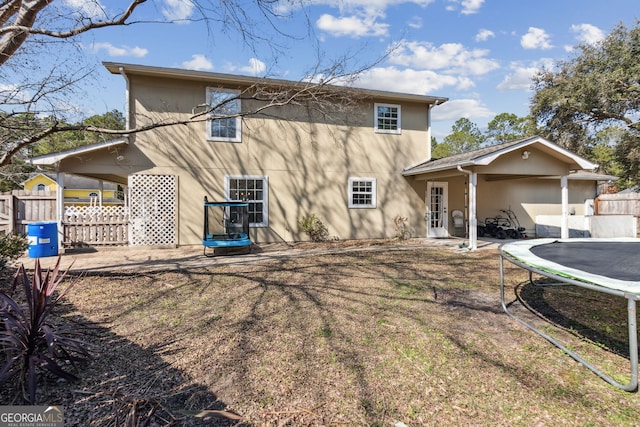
[0,233,28,271]
[298,213,329,242]
[0,257,90,404]
[393,215,410,240]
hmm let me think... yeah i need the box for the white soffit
[29,137,128,166]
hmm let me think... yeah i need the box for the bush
[0,257,90,404]
[298,213,329,242]
[393,215,410,240]
[0,233,28,270]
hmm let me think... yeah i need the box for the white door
[426,182,449,238]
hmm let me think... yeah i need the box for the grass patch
[4,245,639,425]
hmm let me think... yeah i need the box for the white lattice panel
[129,174,176,246]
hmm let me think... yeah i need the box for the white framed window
[374,103,401,134]
[225,176,268,226]
[348,177,377,208]
[88,192,99,198]
[206,88,241,142]
[35,183,47,191]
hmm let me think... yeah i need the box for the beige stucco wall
[473,177,595,235]
[74,74,434,244]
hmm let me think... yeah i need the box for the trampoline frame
[202,200,251,257]
[499,238,640,392]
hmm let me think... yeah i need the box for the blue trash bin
[27,222,58,258]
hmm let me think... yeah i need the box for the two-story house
[30,62,448,246]
[30,62,612,249]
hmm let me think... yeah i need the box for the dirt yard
[2,239,639,426]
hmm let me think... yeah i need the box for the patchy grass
[2,245,640,426]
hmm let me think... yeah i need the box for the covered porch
[402,136,599,250]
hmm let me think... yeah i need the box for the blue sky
[64,0,640,139]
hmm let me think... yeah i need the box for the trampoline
[499,238,640,391]
[202,198,251,256]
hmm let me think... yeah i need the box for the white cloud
[496,59,554,91]
[62,0,106,18]
[521,27,553,50]
[162,0,195,21]
[317,14,389,37]
[353,67,460,94]
[475,29,494,42]
[571,23,605,45]
[389,40,500,76]
[239,58,267,75]
[182,54,213,71]
[446,0,484,15]
[408,16,423,29]
[460,0,484,14]
[89,42,148,57]
[432,98,494,122]
[496,66,536,91]
[280,0,435,14]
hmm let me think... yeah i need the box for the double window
[225,176,268,226]
[374,103,401,134]
[207,88,242,142]
[348,177,376,208]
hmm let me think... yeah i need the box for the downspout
[118,67,131,131]
[457,165,477,250]
[426,104,433,161]
[119,67,131,247]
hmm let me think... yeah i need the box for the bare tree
[1,0,374,168]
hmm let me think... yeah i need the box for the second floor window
[207,88,241,142]
[374,103,401,134]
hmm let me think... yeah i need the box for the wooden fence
[63,206,129,247]
[0,190,129,247]
[595,192,640,236]
[0,190,57,234]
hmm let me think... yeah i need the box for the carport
[402,136,598,250]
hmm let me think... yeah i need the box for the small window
[348,177,376,208]
[225,176,268,226]
[35,183,47,191]
[88,192,99,198]
[374,103,401,134]
[207,88,241,142]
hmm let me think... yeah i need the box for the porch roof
[28,137,129,185]
[402,136,597,176]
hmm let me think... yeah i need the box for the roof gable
[403,136,597,176]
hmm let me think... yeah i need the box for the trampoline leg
[626,298,638,391]
[500,254,639,392]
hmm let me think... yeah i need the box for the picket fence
[63,205,129,247]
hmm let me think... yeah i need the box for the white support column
[561,175,569,239]
[56,172,65,254]
[469,171,478,250]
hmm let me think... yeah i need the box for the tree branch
[0,0,146,66]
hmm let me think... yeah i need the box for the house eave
[103,62,449,106]
[28,137,129,166]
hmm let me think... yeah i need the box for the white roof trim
[29,137,128,166]
[475,137,597,169]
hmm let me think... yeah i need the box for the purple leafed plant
[0,257,90,404]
